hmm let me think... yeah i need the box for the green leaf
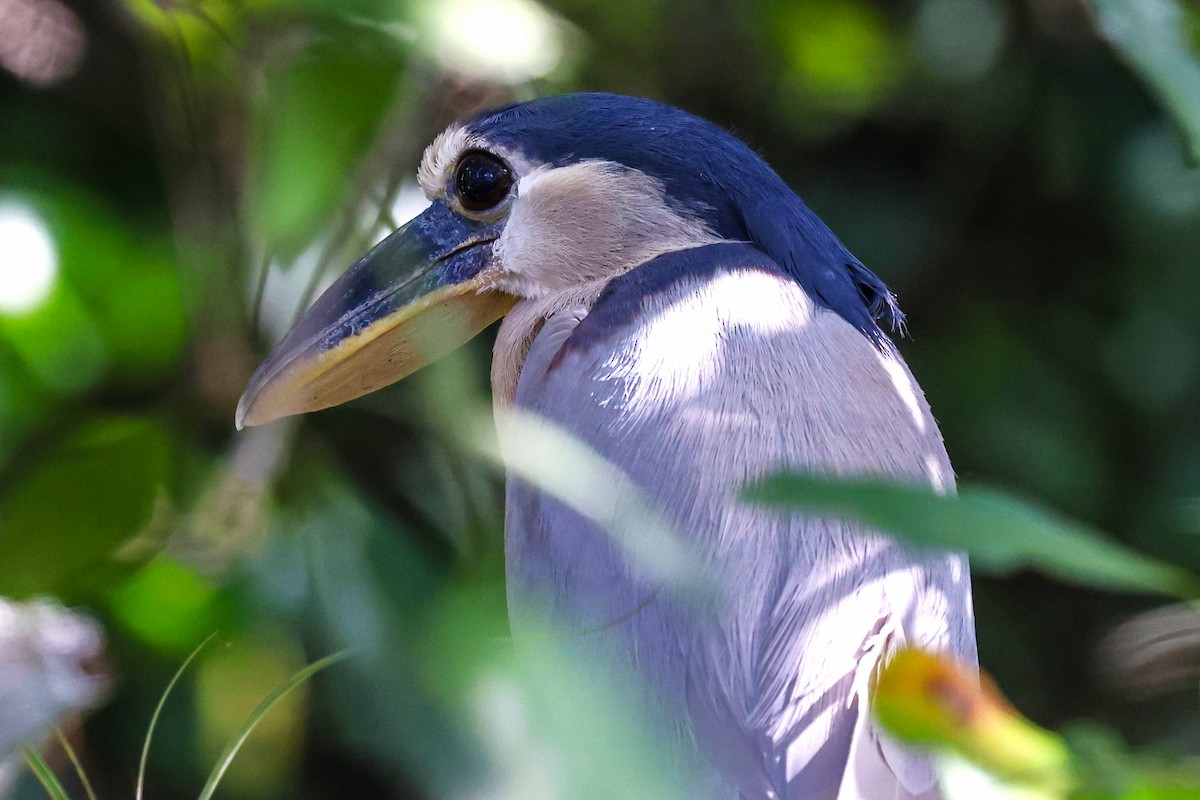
[745,475,1200,598]
[137,634,215,800]
[21,747,70,800]
[1088,0,1200,164]
[874,650,1074,793]
[1062,722,1139,798]
[0,417,172,599]
[107,558,223,654]
[251,46,404,256]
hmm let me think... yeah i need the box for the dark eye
[454,151,513,212]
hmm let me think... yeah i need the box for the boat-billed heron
[238,93,976,799]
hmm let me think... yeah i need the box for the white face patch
[416,120,721,301]
[415,122,725,405]
[494,160,721,299]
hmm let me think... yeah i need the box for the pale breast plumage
[504,242,975,800]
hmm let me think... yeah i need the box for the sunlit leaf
[775,0,901,111]
[122,0,252,74]
[1,187,188,391]
[251,47,405,256]
[1088,0,1200,164]
[106,558,223,653]
[0,417,172,599]
[744,475,1200,597]
[49,197,187,386]
[0,346,54,465]
[275,0,410,23]
[875,650,1073,795]
[1062,723,1139,799]
[0,282,107,395]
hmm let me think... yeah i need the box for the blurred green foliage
[0,418,171,600]
[250,41,407,254]
[1088,0,1200,164]
[746,475,1200,598]
[874,649,1075,797]
[2,0,1200,797]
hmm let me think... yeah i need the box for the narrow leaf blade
[746,475,1200,598]
[21,747,71,800]
[137,633,216,800]
[196,650,350,800]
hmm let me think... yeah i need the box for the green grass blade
[54,729,97,800]
[21,747,71,800]
[138,633,216,800]
[195,650,349,800]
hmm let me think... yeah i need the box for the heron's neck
[491,278,611,409]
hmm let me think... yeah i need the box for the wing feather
[503,243,975,800]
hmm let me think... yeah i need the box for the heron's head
[237,93,898,428]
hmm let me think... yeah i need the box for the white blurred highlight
[363,181,431,247]
[1097,603,1200,698]
[475,408,709,592]
[936,755,1048,800]
[0,598,106,760]
[423,0,565,83]
[0,201,58,315]
[0,0,85,86]
[924,453,949,494]
[391,182,432,222]
[876,350,926,434]
[629,270,813,403]
[255,183,432,345]
[469,672,564,800]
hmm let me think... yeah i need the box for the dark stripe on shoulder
[558,242,785,360]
